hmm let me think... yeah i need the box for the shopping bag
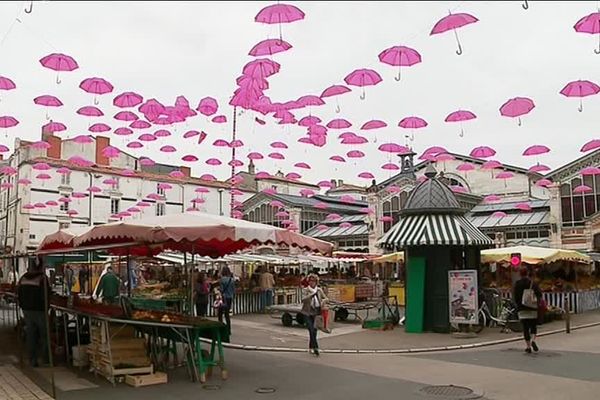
[522,281,538,309]
[316,309,332,334]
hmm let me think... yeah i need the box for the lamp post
[218,189,224,216]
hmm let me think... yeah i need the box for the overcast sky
[0,1,599,185]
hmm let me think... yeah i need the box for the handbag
[522,280,538,309]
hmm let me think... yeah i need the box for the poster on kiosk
[448,270,479,325]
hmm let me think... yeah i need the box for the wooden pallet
[125,372,167,387]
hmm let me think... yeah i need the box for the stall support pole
[126,250,131,297]
[42,262,56,399]
[190,246,195,317]
[565,294,571,334]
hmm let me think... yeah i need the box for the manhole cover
[255,387,277,394]
[419,385,481,399]
[203,384,221,391]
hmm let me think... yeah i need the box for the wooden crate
[326,285,355,302]
[125,372,168,387]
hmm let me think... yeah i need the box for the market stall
[480,245,596,314]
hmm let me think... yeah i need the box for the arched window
[561,172,600,227]
[382,191,410,233]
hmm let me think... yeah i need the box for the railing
[497,288,600,314]
[204,287,303,317]
[0,292,19,327]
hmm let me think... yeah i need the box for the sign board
[448,270,479,325]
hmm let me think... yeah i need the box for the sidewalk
[225,310,600,352]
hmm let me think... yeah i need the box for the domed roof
[403,165,464,215]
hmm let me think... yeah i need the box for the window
[60,195,70,212]
[29,234,35,239]
[60,172,71,186]
[59,222,70,230]
[300,210,327,232]
[157,183,165,196]
[110,198,120,214]
[382,191,409,232]
[156,202,165,216]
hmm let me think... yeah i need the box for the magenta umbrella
[114,111,139,121]
[341,135,368,145]
[114,127,133,136]
[523,145,550,156]
[243,58,281,79]
[297,95,325,107]
[361,119,387,130]
[130,120,151,129]
[320,85,351,113]
[347,150,365,158]
[344,68,382,100]
[560,80,600,112]
[77,106,103,117]
[378,45,422,81]
[499,97,535,126]
[580,166,600,175]
[445,109,476,137]
[42,121,65,133]
[378,143,409,153]
[34,95,63,107]
[399,116,427,141]
[574,12,600,54]
[79,77,113,104]
[327,118,352,129]
[113,92,143,108]
[39,53,78,84]
[528,163,551,173]
[0,116,19,128]
[89,123,111,133]
[330,155,345,162]
[0,76,16,91]
[139,99,166,120]
[138,133,157,142]
[298,116,322,127]
[430,12,478,55]
[470,146,496,158]
[255,3,304,41]
[581,139,600,152]
[249,39,292,57]
[270,141,288,149]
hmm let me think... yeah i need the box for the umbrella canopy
[249,39,292,56]
[560,80,600,112]
[378,45,421,81]
[499,97,535,125]
[481,245,590,265]
[343,68,382,99]
[430,12,479,55]
[38,212,333,257]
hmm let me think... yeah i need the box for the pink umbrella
[297,95,325,107]
[195,187,210,194]
[330,155,346,162]
[114,127,133,136]
[422,145,447,156]
[499,97,535,126]
[341,135,368,145]
[491,211,508,218]
[435,153,456,162]
[58,197,72,203]
[430,12,479,55]
[445,109,476,137]
[581,166,600,175]
[137,201,151,207]
[154,129,171,138]
[229,139,244,148]
[456,163,475,173]
[308,124,328,136]
[327,118,352,129]
[87,186,102,193]
[72,192,87,199]
[79,77,113,104]
[169,170,185,179]
[102,146,120,158]
[46,200,59,206]
[34,95,63,107]
[114,111,139,121]
[378,143,409,153]
[317,180,333,189]
[574,12,600,54]
[581,139,600,152]
[495,171,515,186]
[35,203,47,208]
[470,146,496,158]
[127,141,143,149]
[560,80,600,112]
[0,116,19,128]
[130,120,151,129]
[182,155,198,162]
[347,150,365,158]
[31,140,51,150]
[255,3,305,41]
[89,123,111,133]
[378,45,422,81]
[138,133,157,142]
[249,39,292,56]
[157,183,173,191]
[35,173,51,181]
[484,194,501,203]
[139,98,166,119]
[320,85,351,112]
[77,106,104,117]
[269,152,285,160]
[528,163,550,173]
[212,115,227,123]
[516,202,532,211]
[299,189,316,197]
[213,139,229,147]
[0,182,12,190]
[0,166,16,175]
[247,152,264,161]
[243,59,281,79]
[56,167,71,175]
[256,172,272,179]
[295,162,311,169]
[361,119,387,130]
[33,162,51,171]
[344,68,382,100]
[206,158,222,166]
[523,145,550,156]
[184,130,201,139]
[121,169,136,177]
[114,92,143,108]
[0,76,16,91]
[399,116,427,129]
[43,120,67,133]
[39,53,78,84]
[23,204,35,210]
[298,116,322,127]
[160,145,177,153]
[285,172,301,180]
[0,145,9,153]
[481,160,503,174]
[536,179,553,188]
[71,135,92,145]
[200,174,216,181]
[68,156,93,167]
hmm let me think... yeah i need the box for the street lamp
[218,189,224,216]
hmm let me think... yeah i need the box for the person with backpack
[218,266,235,336]
[513,267,543,353]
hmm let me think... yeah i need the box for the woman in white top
[301,274,328,356]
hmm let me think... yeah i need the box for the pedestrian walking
[194,272,210,317]
[17,260,50,367]
[64,265,74,296]
[259,267,275,312]
[301,273,328,356]
[513,267,542,353]
[78,266,89,294]
[218,266,235,336]
[96,266,121,304]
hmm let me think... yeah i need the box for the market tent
[480,245,591,265]
[37,226,94,252]
[372,252,404,264]
[155,252,308,265]
[37,212,333,257]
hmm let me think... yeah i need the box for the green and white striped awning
[377,214,493,249]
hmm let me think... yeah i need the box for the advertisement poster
[448,270,478,325]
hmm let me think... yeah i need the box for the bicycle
[451,289,522,334]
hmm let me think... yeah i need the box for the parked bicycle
[451,288,522,334]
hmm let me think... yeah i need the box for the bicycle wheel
[472,309,486,334]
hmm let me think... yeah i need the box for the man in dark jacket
[17,261,50,367]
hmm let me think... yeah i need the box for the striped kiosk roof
[378,214,493,249]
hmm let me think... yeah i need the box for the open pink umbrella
[212,115,227,123]
[46,200,59,207]
[34,95,63,108]
[378,45,421,81]
[297,95,325,107]
[248,152,264,160]
[206,158,222,166]
[523,145,550,156]
[89,123,111,133]
[102,146,120,158]
[295,162,311,169]
[197,97,219,116]
[72,135,93,145]
[184,130,201,139]
[560,80,600,112]
[42,120,66,133]
[344,68,382,100]
[200,174,216,181]
[213,139,229,147]
[327,118,352,129]
[484,194,501,203]
[114,127,133,136]
[320,85,351,113]
[39,53,78,84]
[130,120,151,129]
[580,166,600,175]
[399,116,427,129]
[127,141,143,149]
[182,155,198,162]
[114,111,139,121]
[536,179,553,188]
[298,116,322,127]
[154,129,171,138]
[341,135,368,145]
[382,163,400,170]
[470,146,496,158]
[457,163,475,173]
[249,39,292,56]
[500,97,535,125]
[574,185,593,194]
[0,145,9,153]
[243,58,280,79]
[114,92,143,108]
[445,109,476,137]
[31,140,51,150]
[33,162,51,171]
[169,170,185,179]
[574,12,600,54]
[68,156,93,167]
[77,106,103,117]
[330,155,346,162]
[255,3,304,41]
[430,12,479,55]
[79,77,114,103]
[0,76,16,91]
[361,119,387,130]
[378,143,409,153]
[528,163,550,173]
[481,160,502,170]
[581,139,600,152]
[269,152,285,160]
[435,153,455,162]
[138,133,157,142]
[0,116,19,128]
[423,146,448,156]
[160,145,176,153]
[495,171,515,186]
[347,150,365,158]
[0,166,16,175]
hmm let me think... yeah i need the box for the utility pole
[229,106,237,217]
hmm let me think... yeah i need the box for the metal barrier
[204,287,303,317]
[496,288,600,314]
[0,292,19,328]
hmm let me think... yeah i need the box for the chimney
[330,179,337,188]
[338,179,343,187]
[248,159,256,175]
[95,136,110,166]
[179,166,191,178]
[44,135,61,159]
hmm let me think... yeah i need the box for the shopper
[64,265,74,296]
[17,260,50,367]
[259,267,275,312]
[218,266,235,335]
[513,267,542,353]
[78,266,89,295]
[194,272,210,317]
[96,266,121,304]
[301,273,328,356]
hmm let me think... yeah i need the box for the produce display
[132,282,185,300]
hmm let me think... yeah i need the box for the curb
[201,320,600,354]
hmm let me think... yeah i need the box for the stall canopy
[481,245,591,265]
[372,252,404,264]
[37,212,333,257]
[156,252,310,265]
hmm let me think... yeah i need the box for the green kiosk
[378,166,493,333]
